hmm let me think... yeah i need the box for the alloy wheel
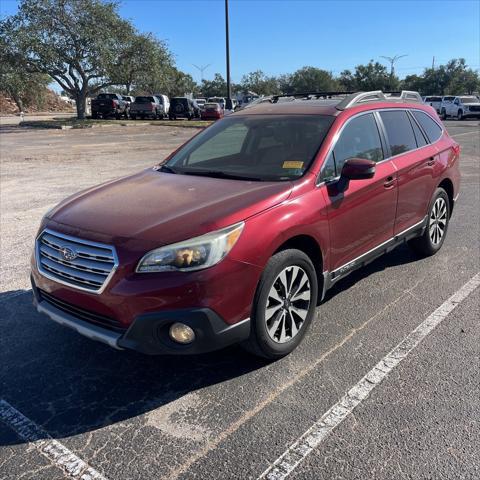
[265,266,311,343]
[429,197,448,245]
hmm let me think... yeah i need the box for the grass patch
[20,117,212,129]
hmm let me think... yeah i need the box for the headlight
[136,222,244,273]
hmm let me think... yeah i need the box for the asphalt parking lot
[0,119,479,480]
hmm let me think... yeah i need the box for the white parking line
[258,272,480,480]
[451,131,479,138]
[0,400,108,480]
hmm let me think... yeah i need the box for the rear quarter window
[411,111,442,143]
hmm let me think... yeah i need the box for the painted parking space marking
[451,131,480,138]
[0,399,108,480]
[258,272,480,480]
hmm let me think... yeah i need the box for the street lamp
[225,0,231,101]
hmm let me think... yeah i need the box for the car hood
[46,169,292,246]
[465,102,480,107]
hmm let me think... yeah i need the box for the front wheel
[441,109,447,120]
[457,110,464,120]
[408,188,450,257]
[241,249,318,359]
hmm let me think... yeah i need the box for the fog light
[169,322,195,344]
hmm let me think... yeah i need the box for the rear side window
[379,111,417,156]
[331,113,384,173]
[412,111,443,143]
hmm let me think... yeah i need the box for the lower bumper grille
[39,290,126,332]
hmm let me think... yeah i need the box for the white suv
[441,95,480,120]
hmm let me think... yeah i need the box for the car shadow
[0,243,419,447]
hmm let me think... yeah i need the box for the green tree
[111,33,174,95]
[0,0,136,119]
[345,61,396,91]
[0,65,50,112]
[199,73,227,98]
[240,70,280,95]
[287,66,338,93]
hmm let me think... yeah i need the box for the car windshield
[164,115,334,181]
[443,96,455,101]
[426,97,442,102]
[135,96,155,103]
[459,97,479,104]
[205,103,219,109]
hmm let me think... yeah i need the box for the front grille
[36,229,118,293]
[468,106,480,112]
[39,289,125,332]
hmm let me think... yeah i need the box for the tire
[457,110,464,120]
[115,110,121,120]
[408,188,450,257]
[241,249,318,359]
[141,115,145,120]
[130,114,136,120]
[124,109,130,120]
[91,113,98,119]
[441,109,447,120]
[153,110,159,120]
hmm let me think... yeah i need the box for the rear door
[378,109,437,234]
[320,112,398,271]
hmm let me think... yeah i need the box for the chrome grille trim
[36,229,118,294]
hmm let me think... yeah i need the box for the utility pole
[192,64,211,82]
[432,56,435,70]
[225,0,231,101]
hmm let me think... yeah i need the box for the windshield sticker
[283,161,304,169]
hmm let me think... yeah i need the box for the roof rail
[272,91,354,103]
[336,90,423,110]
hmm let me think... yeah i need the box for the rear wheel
[241,249,318,359]
[408,188,450,257]
[115,110,121,120]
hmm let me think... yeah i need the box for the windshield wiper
[158,164,178,174]
[182,170,263,181]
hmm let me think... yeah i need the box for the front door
[320,112,398,272]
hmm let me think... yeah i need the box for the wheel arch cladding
[438,178,454,216]
[274,235,324,301]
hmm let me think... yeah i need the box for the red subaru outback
[31,91,460,359]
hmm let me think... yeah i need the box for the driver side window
[323,113,383,178]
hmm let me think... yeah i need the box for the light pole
[380,54,408,90]
[192,64,211,83]
[225,0,231,101]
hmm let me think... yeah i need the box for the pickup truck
[91,93,129,119]
[422,96,442,113]
[130,96,168,120]
[441,95,480,120]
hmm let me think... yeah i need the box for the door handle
[427,157,436,166]
[383,176,395,188]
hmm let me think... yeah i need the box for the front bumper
[32,279,250,355]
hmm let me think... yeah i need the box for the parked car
[201,102,224,120]
[441,95,480,120]
[130,96,166,120]
[91,93,128,119]
[32,90,460,359]
[122,95,135,105]
[195,98,207,110]
[439,96,456,117]
[169,97,201,120]
[208,97,226,110]
[422,96,442,113]
[153,94,170,116]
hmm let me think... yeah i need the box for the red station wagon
[31,90,461,359]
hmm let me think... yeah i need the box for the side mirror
[340,158,376,180]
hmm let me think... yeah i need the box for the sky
[1,0,479,83]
